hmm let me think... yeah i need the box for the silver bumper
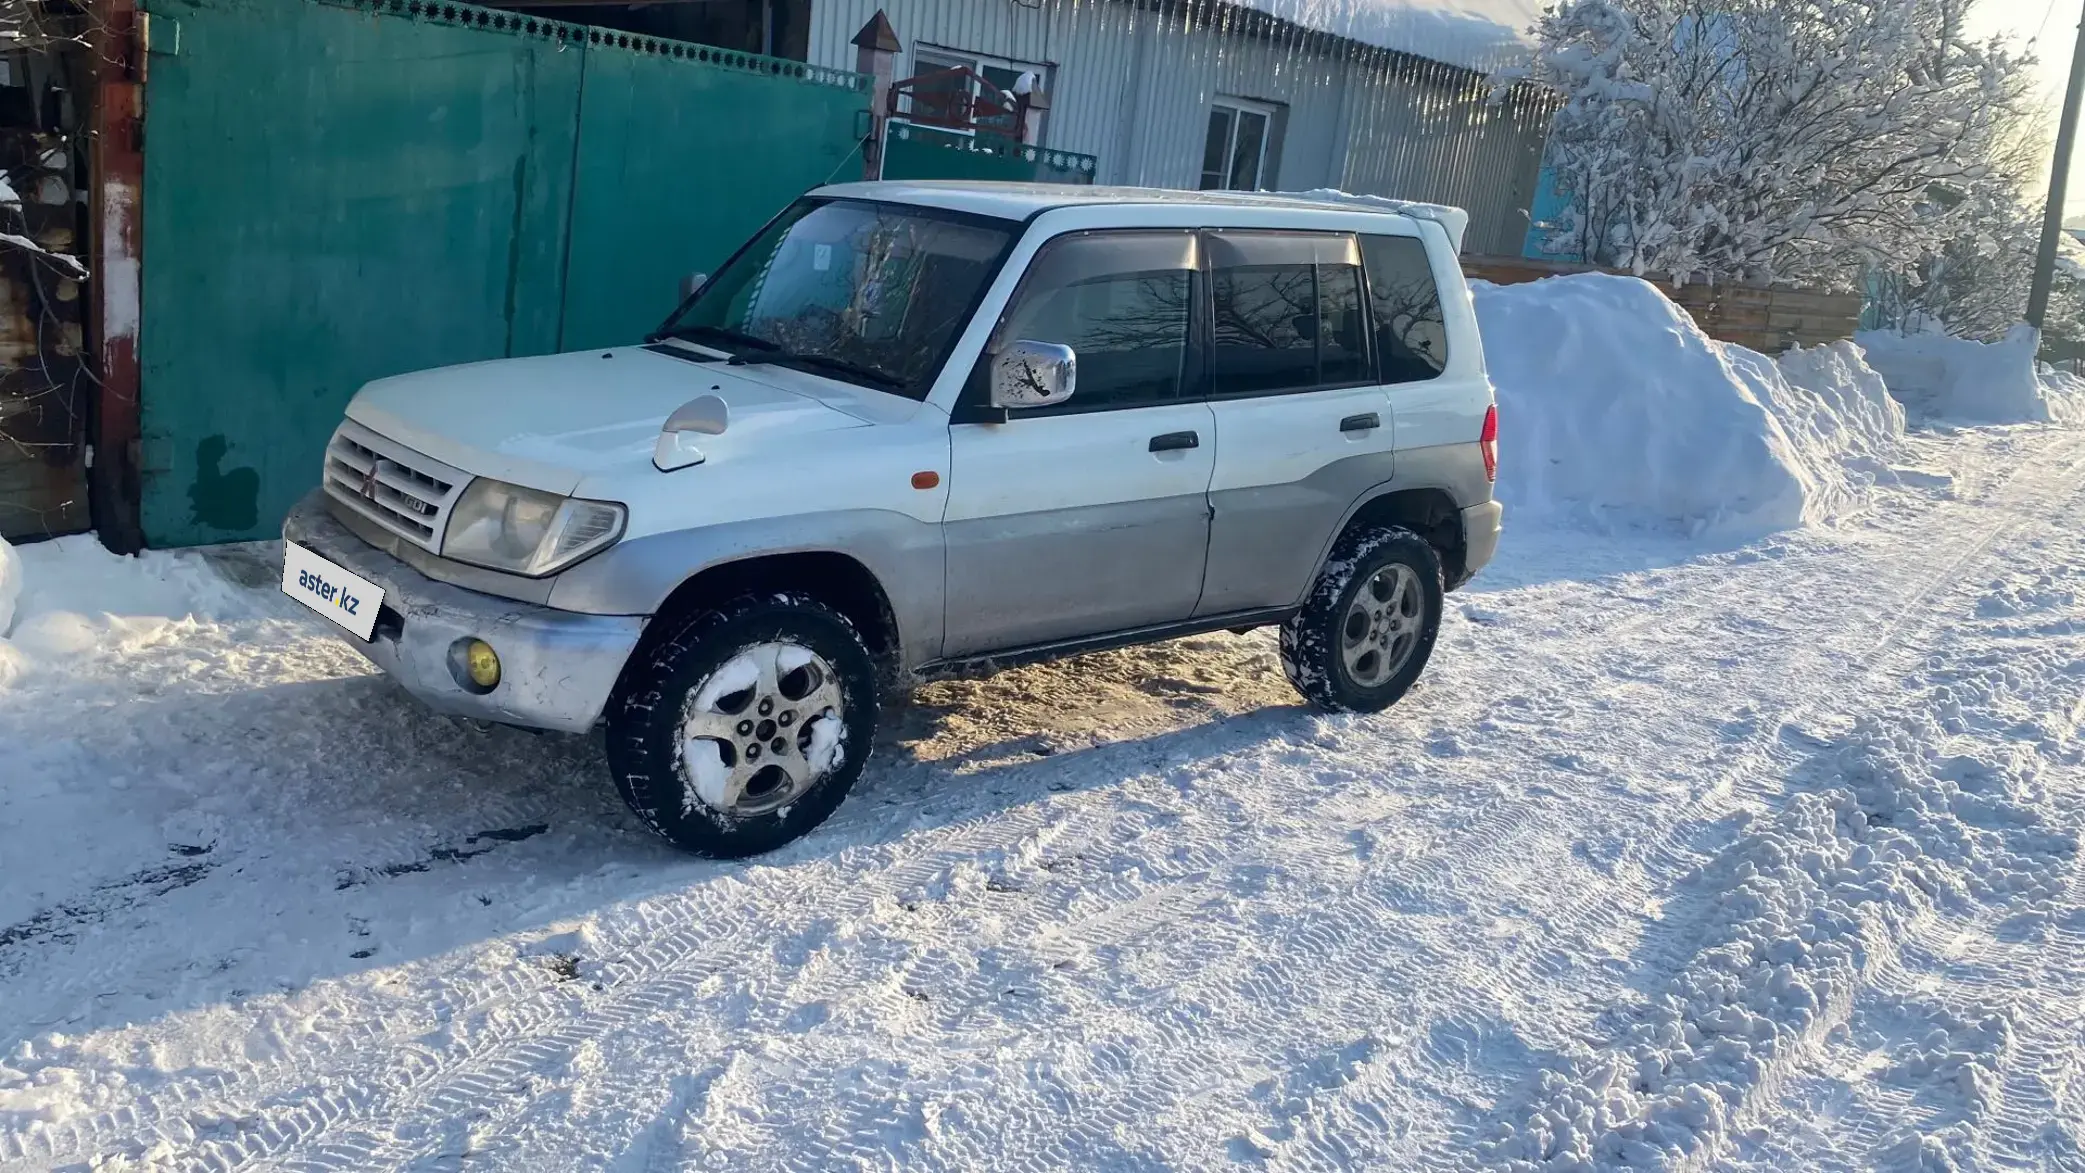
[1460,500,1503,583]
[283,491,646,734]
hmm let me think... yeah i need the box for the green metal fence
[880,121,1099,186]
[137,0,868,545]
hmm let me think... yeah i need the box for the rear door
[942,230,1215,657]
[1196,230,1396,616]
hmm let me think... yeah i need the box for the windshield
[658,199,1015,398]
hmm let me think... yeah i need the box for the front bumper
[1457,500,1504,587]
[284,491,646,734]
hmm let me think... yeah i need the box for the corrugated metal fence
[136,0,869,546]
[808,0,1553,256]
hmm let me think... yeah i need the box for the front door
[942,230,1213,657]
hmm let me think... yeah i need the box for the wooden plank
[1765,289,1865,314]
[1697,307,1773,331]
[0,444,87,540]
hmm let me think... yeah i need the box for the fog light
[451,638,501,693]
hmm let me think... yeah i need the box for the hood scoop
[653,393,730,472]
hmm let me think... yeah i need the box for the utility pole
[2028,3,2085,329]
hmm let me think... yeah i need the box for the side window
[1209,232,1372,397]
[987,232,1196,412]
[1360,234,1449,382]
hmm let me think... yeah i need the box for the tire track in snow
[1184,432,2085,1171]
[1459,433,2085,1172]
[460,429,2085,1173]
[295,787,1245,1171]
[1705,756,2085,1170]
[11,791,1098,1171]
[356,428,2085,1173]
[19,432,2082,1172]
[1744,590,2085,1169]
[171,802,1129,1172]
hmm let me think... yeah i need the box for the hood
[345,347,875,494]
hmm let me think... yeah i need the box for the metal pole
[2028,4,2085,329]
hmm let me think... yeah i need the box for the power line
[2035,0,2062,43]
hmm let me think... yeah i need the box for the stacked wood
[1461,255,1866,355]
[0,49,88,542]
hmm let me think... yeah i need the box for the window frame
[909,44,1054,143]
[1199,97,1281,192]
[955,228,1206,422]
[1198,229,1380,402]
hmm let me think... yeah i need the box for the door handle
[1149,430,1200,452]
[1340,412,1381,433]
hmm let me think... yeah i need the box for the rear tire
[1280,526,1444,713]
[606,593,879,858]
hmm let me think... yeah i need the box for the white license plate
[282,541,385,641]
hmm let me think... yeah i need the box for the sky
[1971,0,2085,215]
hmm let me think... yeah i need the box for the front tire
[606,593,879,858]
[1280,526,1444,713]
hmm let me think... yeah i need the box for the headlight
[442,479,626,577]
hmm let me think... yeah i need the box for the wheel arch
[645,550,902,671]
[1326,484,1469,589]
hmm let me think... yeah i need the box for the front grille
[322,419,469,552]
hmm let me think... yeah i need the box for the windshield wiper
[653,323,778,352]
[728,350,904,390]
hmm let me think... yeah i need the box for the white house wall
[808,0,1548,256]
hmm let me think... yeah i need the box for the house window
[909,46,1052,140]
[1200,98,1280,191]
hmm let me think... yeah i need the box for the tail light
[1479,403,1498,483]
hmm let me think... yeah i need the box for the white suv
[282,182,1502,857]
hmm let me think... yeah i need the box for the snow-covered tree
[1524,0,2035,291]
[1869,181,2085,341]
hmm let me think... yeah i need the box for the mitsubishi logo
[360,460,383,502]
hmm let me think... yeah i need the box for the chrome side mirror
[680,271,710,301]
[990,340,1077,410]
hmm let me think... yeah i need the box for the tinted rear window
[1209,232,1373,397]
[1360,234,1448,382]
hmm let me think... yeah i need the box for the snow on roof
[1232,0,1539,73]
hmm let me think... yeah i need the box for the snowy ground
[1,415,2082,1171]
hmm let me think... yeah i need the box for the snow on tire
[1280,525,1444,713]
[606,592,879,858]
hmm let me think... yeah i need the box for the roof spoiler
[1280,189,1470,255]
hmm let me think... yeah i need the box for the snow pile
[2035,361,2085,426]
[0,534,18,637]
[1853,326,2071,424]
[1233,0,1536,72]
[1476,274,1904,538]
[0,535,19,686]
[1728,341,1910,518]
[1478,701,2076,1170]
[0,536,262,678]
